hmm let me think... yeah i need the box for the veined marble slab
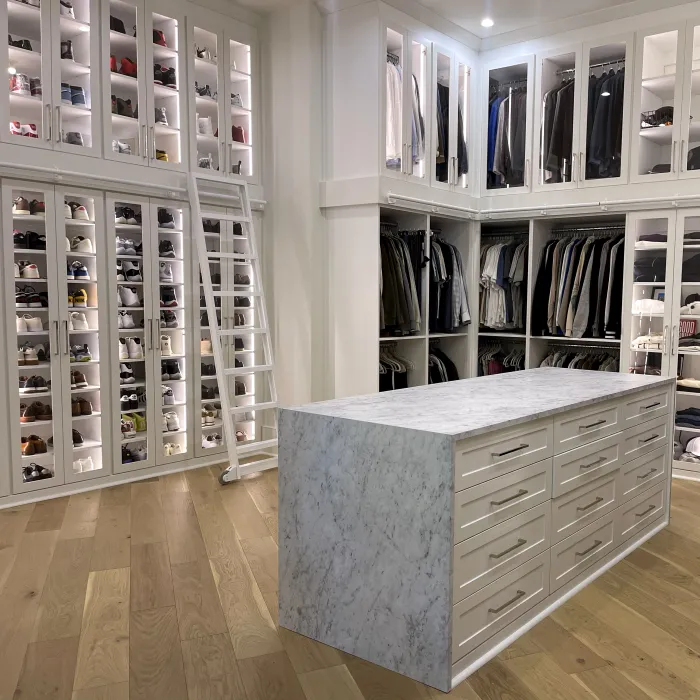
[287,368,673,440]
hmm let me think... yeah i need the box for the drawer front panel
[622,386,671,429]
[617,481,667,544]
[550,513,615,592]
[554,401,621,453]
[454,420,553,491]
[622,415,669,463]
[452,552,549,663]
[551,472,618,544]
[453,503,550,604]
[553,432,622,497]
[454,460,552,544]
[619,445,667,502]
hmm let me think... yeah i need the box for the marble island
[278,368,674,691]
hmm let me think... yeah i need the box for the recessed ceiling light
[481,17,494,28]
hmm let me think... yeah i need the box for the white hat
[686,436,700,456]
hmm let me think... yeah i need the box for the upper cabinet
[2,0,102,157]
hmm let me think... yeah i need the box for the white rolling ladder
[188,172,278,484]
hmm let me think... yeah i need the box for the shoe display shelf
[108,194,192,473]
[103,0,186,170]
[4,0,101,156]
[3,180,110,494]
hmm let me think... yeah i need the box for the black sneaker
[160,310,178,328]
[201,384,216,399]
[211,272,221,284]
[234,296,251,307]
[167,360,182,380]
[163,67,176,89]
[72,428,83,446]
[13,230,26,248]
[160,286,178,307]
[194,81,211,97]
[158,239,176,257]
[158,208,175,229]
[122,446,133,463]
[201,362,216,376]
[110,15,126,33]
[154,107,167,125]
[60,40,74,60]
[235,337,244,351]
[153,64,164,85]
[233,223,243,236]
[26,231,46,250]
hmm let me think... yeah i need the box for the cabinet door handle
[671,324,677,356]
[575,539,602,557]
[580,419,606,430]
[681,139,687,172]
[490,488,528,506]
[572,152,577,183]
[63,319,70,354]
[487,589,526,615]
[580,151,585,182]
[489,538,527,560]
[636,504,656,517]
[637,467,658,480]
[150,125,155,160]
[492,443,529,458]
[577,496,604,512]
[662,323,669,356]
[52,320,60,354]
[642,402,661,410]
[639,433,659,444]
[153,315,160,350]
[146,319,152,351]
[55,105,61,142]
[580,455,606,469]
[524,159,530,188]
[45,103,52,142]
[142,124,147,160]
[672,140,677,173]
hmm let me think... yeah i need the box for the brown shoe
[20,436,35,455]
[78,397,92,415]
[34,402,52,421]
[72,370,88,388]
[20,403,36,423]
[28,434,47,453]
[71,397,81,416]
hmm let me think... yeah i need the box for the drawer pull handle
[492,443,529,458]
[637,468,658,480]
[580,419,607,430]
[580,456,606,470]
[488,589,526,614]
[489,538,527,560]
[636,504,656,517]
[490,489,528,506]
[576,539,603,557]
[639,434,660,444]
[577,496,604,512]
[642,402,661,410]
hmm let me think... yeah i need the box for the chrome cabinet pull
[150,125,155,160]
[146,319,152,351]
[580,418,606,430]
[489,538,527,560]
[637,467,658,480]
[488,589,526,614]
[55,105,61,142]
[490,489,528,506]
[63,319,70,354]
[662,324,669,356]
[45,104,52,141]
[672,140,677,172]
[580,456,606,470]
[671,324,677,355]
[580,151,585,181]
[639,433,659,444]
[681,139,687,172]
[153,315,160,350]
[142,124,147,159]
[636,504,656,517]
[52,320,59,354]
[572,152,577,183]
[524,159,530,188]
[492,443,529,457]
[577,496,604,512]
[642,402,661,410]
[575,539,602,557]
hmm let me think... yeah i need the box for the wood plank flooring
[1,470,699,699]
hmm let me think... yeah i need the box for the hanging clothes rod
[387,52,400,66]
[546,343,620,352]
[555,58,626,76]
[550,224,625,233]
[491,78,527,88]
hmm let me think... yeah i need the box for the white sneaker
[127,337,143,359]
[170,443,183,455]
[681,301,700,316]
[73,459,84,473]
[116,237,128,255]
[64,202,72,219]
[20,263,40,279]
[198,116,214,135]
[161,413,168,431]
[123,260,142,281]
[120,363,135,384]
[23,315,43,332]
[70,236,93,253]
[200,338,213,354]
[14,262,20,278]
[160,335,172,356]
[116,261,125,281]
[23,345,38,364]
[16,315,28,333]
[70,312,89,330]
[166,411,180,431]
[118,337,129,360]
[81,455,95,471]
[159,262,173,282]
[66,237,71,251]
[162,385,175,405]
[72,204,89,221]
[163,443,172,456]
[120,310,136,329]
[133,447,147,460]
[60,1,75,18]
[120,286,141,307]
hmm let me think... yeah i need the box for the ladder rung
[231,401,277,413]
[238,455,277,473]
[201,212,251,223]
[239,438,277,453]
[218,328,267,335]
[224,364,273,375]
[207,252,257,261]
[195,172,247,186]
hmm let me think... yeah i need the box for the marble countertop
[285,368,673,440]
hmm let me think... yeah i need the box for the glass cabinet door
[191,23,223,172]
[454,59,469,189]
[404,35,428,182]
[535,47,579,190]
[580,37,631,185]
[3,182,65,492]
[433,46,452,188]
[145,3,184,168]
[633,28,685,180]
[385,26,405,176]
[5,0,52,146]
[679,23,700,178]
[625,212,677,378]
[225,34,253,178]
[52,0,100,155]
[105,0,147,163]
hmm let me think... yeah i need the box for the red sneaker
[153,29,167,47]
[9,121,22,137]
[110,54,117,72]
[22,123,38,138]
[119,57,137,78]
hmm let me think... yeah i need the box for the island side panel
[278,409,454,690]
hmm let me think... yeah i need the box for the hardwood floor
[1,470,699,699]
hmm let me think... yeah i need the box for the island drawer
[551,472,618,544]
[453,502,550,604]
[621,386,672,430]
[452,552,549,663]
[553,400,621,453]
[454,459,552,544]
[618,446,667,503]
[454,419,553,491]
[617,481,666,544]
[550,512,615,591]
[621,414,669,463]
[552,432,622,497]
